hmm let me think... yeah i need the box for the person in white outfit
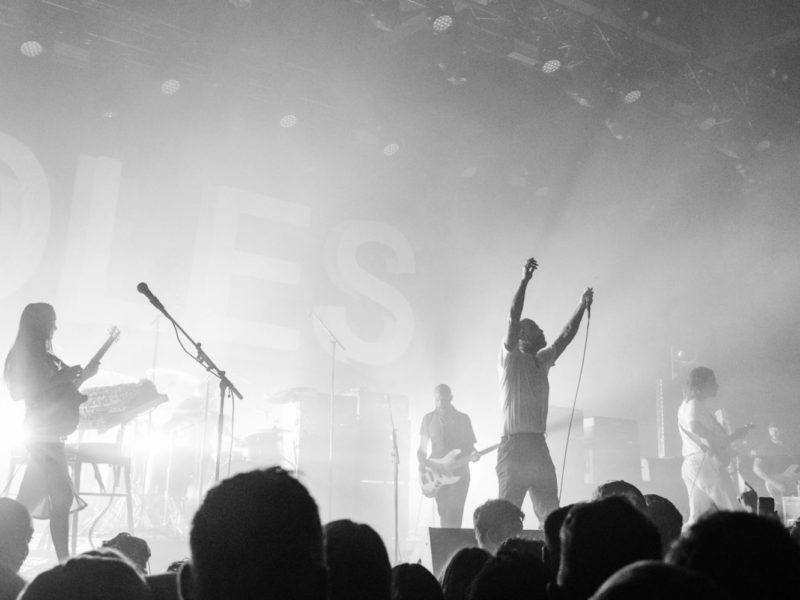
[678,367,750,525]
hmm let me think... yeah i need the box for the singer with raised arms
[496,257,593,524]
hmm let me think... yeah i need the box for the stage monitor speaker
[428,527,543,577]
[584,416,641,484]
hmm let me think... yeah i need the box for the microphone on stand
[137,282,165,311]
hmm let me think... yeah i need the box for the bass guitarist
[417,384,477,528]
[3,303,102,560]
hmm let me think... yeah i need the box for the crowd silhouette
[3,467,800,600]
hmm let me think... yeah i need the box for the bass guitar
[420,443,499,498]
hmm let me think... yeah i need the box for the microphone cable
[557,308,591,504]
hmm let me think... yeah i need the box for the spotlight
[431,13,453,33]
[428,0,455,33]
[279,114,297,129]
[160,79,181,96]
[623,89,641,104]
[383,143,400,157]
[541,59,561,74]
[20,40,43,57]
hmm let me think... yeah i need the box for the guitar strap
[679,423,711,455]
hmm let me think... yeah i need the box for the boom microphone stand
[312,313,346,520]
[136,283,243,484]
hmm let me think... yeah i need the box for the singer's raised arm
[552,288,593,359]
[504,258,537,350]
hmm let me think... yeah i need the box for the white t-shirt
[678,399,721,457]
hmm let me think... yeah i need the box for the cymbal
[267,387,319,405]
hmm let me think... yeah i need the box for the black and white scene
[2,1,800,599]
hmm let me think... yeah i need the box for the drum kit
[135,388,316,534]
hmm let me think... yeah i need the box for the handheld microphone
[137,282,165,311]
[585,288,593,319]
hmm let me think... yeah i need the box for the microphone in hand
[137,282,165,311]
[583,287,594,318]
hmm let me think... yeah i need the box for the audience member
[543,504,573,578]
[591,480,647,513]
[439,548,490,600]
[496,536,544,562]
[0,497,33,572]
[0,562,25,600]
[557,496,661,600]
[18,548,151,600]
[667,510,800,600]
[467,547,550,600]
[391,563,443,600]
[789,517,800,546]
[325,519,391,600]
[644,494,683,556]
[179,467,327,600]
[102,532,151,574]
[589,560,730,600]
[472,499,524,554]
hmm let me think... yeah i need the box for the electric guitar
[420,444,499,498]
[45,326,121,436]
[709,423,756,469]
[764,464,800,499]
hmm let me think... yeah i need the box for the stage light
[431,14,453,33]
[623,89,641,104]
[160,79,181,96]
[20,41,43,57]
[383,143,400,157]
[279,114,297,128]
[541,59,561,74]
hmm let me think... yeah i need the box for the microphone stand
[140,294,243,484]
[387,394,400,563]
[312,313,345,521]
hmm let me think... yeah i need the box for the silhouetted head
[644,494,683,556]
[592,481,647,513]
[0,562,25,600]
[182,467,326,600]
[667,511,800,600]
[543,504,573,577]
[558,497,661,600]
[18,549,150,600]
[467,549,550,600]
[325,519,391,600]
[439,547,490,600]
[685,367,718,401]
[518,319,546,354]
[473,499,524,554]
[434,384,453,413]
[589,560,730,600]
[102,532,151,574]
[391,563,443,600]
[0,498,33,573]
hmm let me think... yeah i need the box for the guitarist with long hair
[3,303,100,560]
[417,384,477,528]
[678,366,752,525]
